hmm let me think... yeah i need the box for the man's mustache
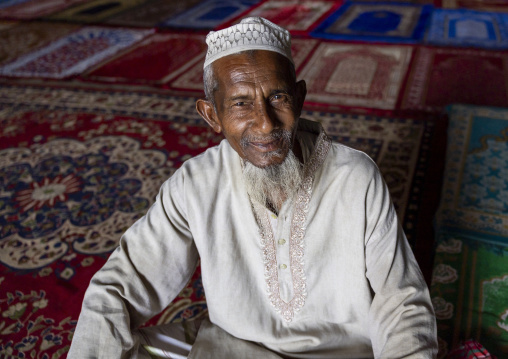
[240,129,292,147]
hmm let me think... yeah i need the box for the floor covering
[0,0,506,358]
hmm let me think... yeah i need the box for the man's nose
[251,100,279,134]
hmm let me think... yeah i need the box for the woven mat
[0,26,153,79]
[401,47,508,112]
[45,0,149,23]
[299,42,413,110]
[0,81,443,357]
[442,0,508,13]
[220,0,340,34]
[425,8,508,49]
[159,0,260,30]
[0,22,79,66]
[0,0,88,19]
[105,0,203,27]
[310,1,432,43]
[84,33,207,85]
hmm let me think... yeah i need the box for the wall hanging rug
[168,38,319,93]
[0,81,442,357]
[0,0,89,20]
[298,42,413,110]
[310,1,432,43]
[425,8,508,49]
[158,0,260,30]
[83,33,207,86]
[219,0,341,35]
[0,22,80,66]
[430,104,508,359]
[44,0,149,24]
[0,26,153,79]
[104,0,203,28]
[401,47,508,112]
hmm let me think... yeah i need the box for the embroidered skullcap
[203,17,293,69]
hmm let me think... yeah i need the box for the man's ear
[295,79,307,117]
[196,99,222,133]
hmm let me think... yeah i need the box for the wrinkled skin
[196,51,307,168]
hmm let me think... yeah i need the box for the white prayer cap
[203,17,293,69]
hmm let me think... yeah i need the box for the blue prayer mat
[425,8,508,49]
[310,1,432,43]
[158,0,260,30]
[436,104,508,246]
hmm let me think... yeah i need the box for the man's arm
[364,169,438,358]
[68,178,198,358]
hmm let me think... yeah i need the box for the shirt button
[278,238,286,245]
[280,264,287,269]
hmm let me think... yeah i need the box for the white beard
[242,150,303,212]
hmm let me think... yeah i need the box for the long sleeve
[68,177,199,358]
[364,170,437,358]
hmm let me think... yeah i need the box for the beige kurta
[68,119,437,358]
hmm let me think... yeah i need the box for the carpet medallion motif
[0,27,153,79]
[426,9,508,49]
[299,43,412,109]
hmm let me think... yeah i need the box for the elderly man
[69,17,437,358]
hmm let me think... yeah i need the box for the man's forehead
[214,51,293,89]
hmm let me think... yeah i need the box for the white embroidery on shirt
[251,130,331,322]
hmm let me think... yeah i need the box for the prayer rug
[435,105,508,246]
[159,0,260,30]
[220,0,340,34]
[105,0,202,27]
[0,0,89,19]
[298,42,413,110]
[431,234,508,358]
[83,33,207,85]
[401,47,508,112]
[0,27,153,79]
[45,0,149,24]
[169,38,319,93]
[310,1,432,43]
[0,0,30,10]
[0,22,80,66]
[425,8,508,49]
[442,0,508,13]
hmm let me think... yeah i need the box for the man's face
[197,51,306,168]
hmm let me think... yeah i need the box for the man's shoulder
[328,140,379,175]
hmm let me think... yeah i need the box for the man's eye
[271,94,286,102]
[234,102,246,107]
